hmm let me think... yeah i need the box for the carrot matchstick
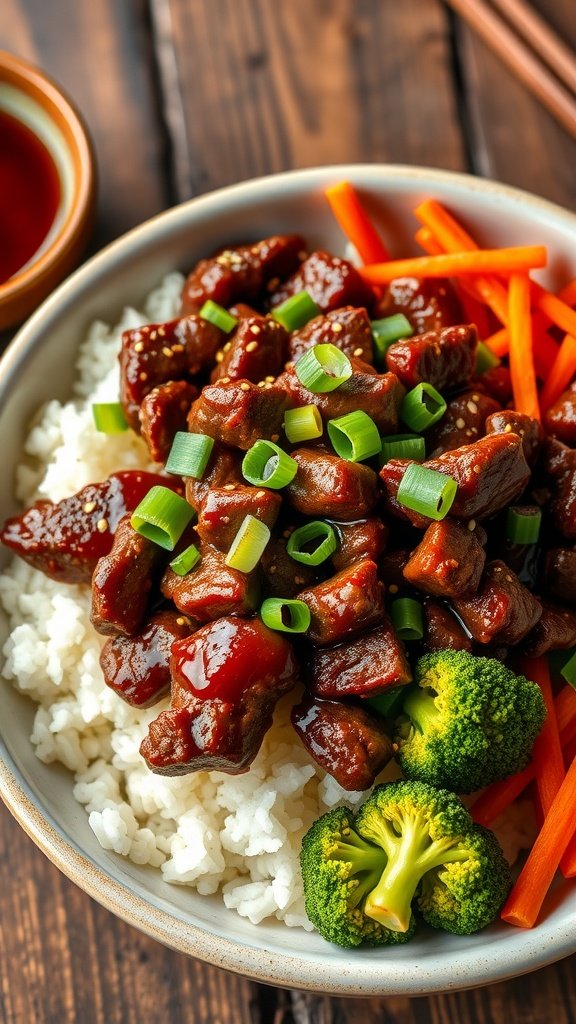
[508,272,540,420]
[518,657,564,816]
[325,182,390,265]
[360,247,547,285]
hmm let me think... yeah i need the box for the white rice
[0,272,377,930]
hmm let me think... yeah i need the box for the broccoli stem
[402,687,440,736]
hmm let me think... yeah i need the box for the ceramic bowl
[0,165,575,995]
[0,51,95,329]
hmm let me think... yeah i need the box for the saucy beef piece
[544,548,576,606]
[543,383,576,445]
[0,470,174,585]
[427,390,501,457]
[260,536,318,597]
[453,560,542,645]
[120,316,222,429]
[139,380,197,463]
[330,518,388,572]
[422,599,473,652]
[161,543,259,620]
[196,485,281,551]
[278,360,405,434]
[298,558,385,645]
[185,443,243,512]
[140,617,299,775]
[376,276,463,335]
[386,324,477,391]
[522,603,576,657]
[403,520,486,599]
[180,235,305,314]
[268,250,375,313]
[286,448,378,521]
[91,515,168,637]
[380,434,530,526]
[472,365,513,407]
[187,379,287,451]
[100,610,194,707]
[542,439,576,540]
[211,315,288,383]
[289,307,374,365]
[306,618,412,698]
[485,409,543,467]
[380,549,411,591]
[291,696,394,792]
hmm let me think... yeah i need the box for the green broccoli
[394,650,546,794]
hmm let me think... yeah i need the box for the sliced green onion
[242,440,298,489]
[260,597,311,634]
[283,405,323,443]
[130,486,196,550]
[400,383,447,432]
[397,463,457,521]
[366,686,408,718]
[560,650,576,689]
[327,410,381,462]
[92,403,128,434]
[295,343,353,393]
[199,299,238,334]
[271,290,320,332]
[475,341,501,374]
[169,543,201,576]
[165,432,214,479]
[286,521,338,566]
[506,506,542,545]
[390,598,424,640]
[379,433,426,466]
[225,514,270,572]
[371,314,413,363]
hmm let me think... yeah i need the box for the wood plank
[151,0,467,200]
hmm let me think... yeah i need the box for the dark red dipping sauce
[0,109,61,283]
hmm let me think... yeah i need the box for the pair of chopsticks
[444,0,576,139]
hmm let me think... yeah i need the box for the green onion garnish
[560,650,576,689]
[260,597,311,634]
[199,299,238,334]
[370,314,413,363]
[242,440,298,489]
[400,383,447,431]
[366,687,408,718]
[130,486,196,550]
[165,432,215,479]
[379,433,426,466]
[397,463,457,521]
[283,405,323,443]
[225,515,270,572]
[295,344,353,394]
[286,521,338,566]
[506,506,542,545]
[92,403,128,434]
[271,290,320,332]
[475,341,501,374]
[390,598,424,640]
[169,544,201,576]
[327,410,381,462]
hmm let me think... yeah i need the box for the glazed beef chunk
[185,443,243,512]
[211,314,288,383]
[543,382,576,445]
[422,599,472,653]
[288,307,374,365]
[260,536,317,598]
[268,250,375,313]
[403,520,486,599]
[376,276,463,334]
[522,603,576,658]
[140,617,299,775]
[100,610,194,707]
[286,448,378,521]
[453,560,542,645]
[427,390,501,457]
[306,618,412,698]
[385,324,477,391]
[0,471,174,585]
[187,379,287,450]
[330,518,388,572]
[485,409,543,466]
[139,380,197,463]
[278,359,405,433]
[91,515,168,637]
[196,485,281,550]
[162,543,259,621]
[543,439,576,540]
[291,696,394,791]
[298,559,385,645]
[545,548,576,606]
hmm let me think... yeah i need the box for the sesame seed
[295,576,305,585]
[83,501,96,513]
[332,322,343,333]
[467,519,476,531]
[504,423,513,433]
[465,429,473,436]
[255,490,266,498]
[472,393,480,402]
[176,617,186,626]
[466,400,478,414]
[172,344,184,353]
[240,382,250,391]
[246,341,258,352]
[215,351,224,363]
[134,341,144,353]
[158,327,166,337]
[389,584,399,594]
[149,330,157,342]
[353,347,363,357]
[223,341,232,352]
[455,417,466,430]
[269,565,277,574]
[265,375,275,383]
[132,331,142,342]
[162,346,173,358]
[258,381,266,388]
[250,324,261,336]
[96,518,109,533]
[220,376,231,384]
[139,372,148,381]
[264,382,273,389]
[223,484,236,491]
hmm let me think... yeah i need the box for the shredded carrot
[484,327,509,358]
[500,752,576,928]
[484,319,559,380]
[325,182,389,265]
[519,658,564,817]
[360,247,547,286]
[531,281,576,339]
[560,830,576,878]
[508,272,541,421]
[540,332,576,410]
[414,226,444,257]
[415,227,493,336]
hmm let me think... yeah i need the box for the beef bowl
[0,166,575,995]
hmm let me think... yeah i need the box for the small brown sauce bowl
[0,51,96,329]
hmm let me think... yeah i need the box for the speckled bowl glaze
[0,166,575,995]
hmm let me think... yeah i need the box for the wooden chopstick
[444,0,576,139]
[490,0,576,94]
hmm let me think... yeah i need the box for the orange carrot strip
[540,332,576,410]
[560,830,576,878]
[414,226,444,256]
[556,684,576,736]
[360,247,547,285]
[415,228,492,327]
[325,182,389,265]
[508,272,540,421]
[485,319,559,380]
[500,752,576,928]
[532,281,576,339]
[519,657,564,816]
[485,327,511,358]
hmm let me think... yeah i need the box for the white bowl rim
[1,163,576,996]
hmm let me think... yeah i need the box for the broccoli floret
[394,650,546,793]
[299,805,415,948]
[355,780,512,935]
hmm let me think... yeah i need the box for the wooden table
[1,2,575,1021]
